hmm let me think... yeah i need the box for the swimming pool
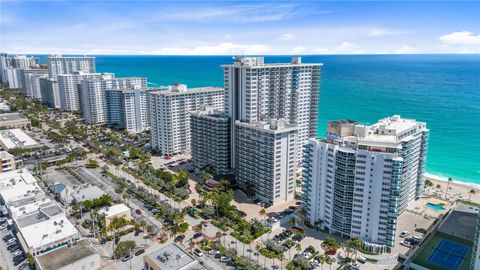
[425,203,446,211]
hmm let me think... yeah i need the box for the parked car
[220,256,231,262]
[121,254,132,262]
[3,234,14,241]
[292,234,305,242]
[399,231,409,238]
[193,232,202,239]
[193,248,203,257]
[135,249,145,256]
[174,234,185,243]
[400,240,413,248]
[357,256,367,264]
[0,223,8,230]
[415,228,427,234]
[6,238,16,245]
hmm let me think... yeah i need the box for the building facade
[57,72,110,112]
[105,87,151,133]
[3,68,21,89]
[222,57,321,167]
[302,116,429,247]
[0,151,15,172]
[40,77,61,108]
[19,69,48,98]
[47,54,96,78]
[235,119,297,205]
[190,107,231,176]
[149,84,224,155]
[81,76,147,125]
[472,210,480,270]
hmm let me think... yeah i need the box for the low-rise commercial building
[143,243,206,270]
[35,239,101,270]
[0,169,81,256]
[59,183,106,205]
[0,151,15,172]
[0,112,31,129]
[235,119,298,206]
[190,106,231,176]
[0,128,38,151]
[98,203,132,228]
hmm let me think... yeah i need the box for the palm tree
[259,208,267,223]
[325,255,333,270]
[445,177,453,199]
[318,255,325,270]
[295,243,302,255]
[469,189,476,201]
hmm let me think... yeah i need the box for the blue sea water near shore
[37,54,480,185]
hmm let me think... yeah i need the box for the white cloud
[141,42,271,55]
[368,28,409,37]
[337,42,357,51]
[439,31,480,46]
[280,33,296,41]
[291,46,307,54]
[394,45,419,54]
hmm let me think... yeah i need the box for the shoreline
[424,172,480,203]
[425,172,480,189]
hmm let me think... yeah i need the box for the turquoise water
[35,54,480,185]
[425,203,446,211]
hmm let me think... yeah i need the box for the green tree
[114,240,136,258]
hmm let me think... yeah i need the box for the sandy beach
[425,174,480,203]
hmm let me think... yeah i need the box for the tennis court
[427,240,468,270]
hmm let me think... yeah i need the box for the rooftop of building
[98,203,130,218]
[9,198,54,219]
[15,203,64,228]
[66,184,106,203]
[0,170,43,204]
[0,112,29,122]
[221,56,323,68]
[35,239,97,270]
[19,214,78,249]
[144,243,206,270]
[191,106,226,119]
[0,150,14,160]
[48,54,95,59]
[149,84,223,96]
[0,129,38,149]
[236,119,298,133]
[325,115,428,147]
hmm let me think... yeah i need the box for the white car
[399,231,409,238]
[0,223,8,230]
[220,256,231,262]
[400,240,413,248]
[193,248,203,257]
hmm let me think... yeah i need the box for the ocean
[37,54,480,185]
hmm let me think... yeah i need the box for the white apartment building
[222,57,321,167]
[235,119,297,205]
[3,67,21,89]
[149,84,224,155]
[40,77,61,108]
[57,72,111,112]
[19,69,48,98]
[190,106,231,176]
[303,116,429,247]
[10,55,39,70]
[81,76,147,125]
[47,54,95,78]
[106,87,151,133]
[472,210,480,270]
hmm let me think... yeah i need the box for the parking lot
[0,222,29,270]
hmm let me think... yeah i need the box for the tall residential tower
[303,116,429,247]
[149,84,224,155]
[221,57,321,167]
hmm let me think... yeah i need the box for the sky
[1,1,479,55]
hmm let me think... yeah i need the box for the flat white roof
[0,169,43,204]
[20,214,78,250]
[98,203,130,218]
[0,150,14,160]
[9,198,54,219]
[0,129,38,149]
